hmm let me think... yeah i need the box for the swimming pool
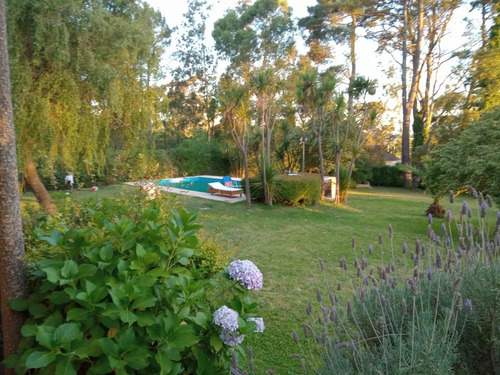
[156,176,241,193]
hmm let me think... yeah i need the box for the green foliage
[423,106,500,205]
[274,174,322,206]
[8,206,262,374]
[170,132,230,176]
[249,161,283,204]
[369,165,405,187]
[351,158,373,184]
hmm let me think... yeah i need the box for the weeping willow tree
[6,0,170,213]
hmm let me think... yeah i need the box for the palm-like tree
[219,80,252,206]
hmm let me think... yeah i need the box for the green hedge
[369,165,405,187]
[275,173,322,206]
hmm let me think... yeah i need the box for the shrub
[274,173,322,206]
[291,188,500,374]
[369,165,405,187]
[8,207,264,374]
[249,161,283,204]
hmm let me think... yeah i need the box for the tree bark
[0,0,29,371]
[23,156,57,215]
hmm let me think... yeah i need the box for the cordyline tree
[213,0,296,205]
[0,0,28,371]
[7,0,169,213]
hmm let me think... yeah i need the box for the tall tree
[168,0,217,139]
[0,0,28,370]
[213,0,296,205]
[7,0,169,211]
[219,79,252,206]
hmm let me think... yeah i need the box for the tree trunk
[0,0,29,371]
[23,157,57,215]
[243,153,251,207]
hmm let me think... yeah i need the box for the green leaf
[9,298,28,311]
[131,295,158,310]
[118,328,135,352]
[99,246,113,262]
[26,350,57,369]
[210,335,223,352]
[191,312,207,328]
[119,310,137,324]
[176,248,194,258]
[61,260,79,279]
[67,308,90,321]
[42,267,61,284]
[47,290,71,305]
[86,356,112,374]
[125,347,151,370]
[136,243,147,259]
[54,323,81,348]
[155,350,172,374]
[36,325,56,348]
[170,325,199,349]
[21,324,37,337]
[97,337,119,357]
[55,357,77,375]
[78,264,97,278]
[136,311,156,327]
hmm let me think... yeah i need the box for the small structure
[385,152,401,166]
[322,177,336,200]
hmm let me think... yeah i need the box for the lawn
[21,185,498,374]
[179,187,497,373]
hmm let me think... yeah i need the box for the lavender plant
[291,188,500,374]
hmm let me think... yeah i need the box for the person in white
[64,172,74,191]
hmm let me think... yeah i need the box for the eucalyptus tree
[168,0,218,139]
[0,0,28,368]
[299,0,378,115]
[7,0,169,212]
[219,79,252,206]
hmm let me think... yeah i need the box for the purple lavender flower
[428,213,433,225]
[292,330,299,344]
[213,306,239,331]
[457,247,463,258]
[228,260,263,290]
[368,244,373,256]
[461,201,467,215]
[350,339,356,351]
[447,210,452,223]
[247,317,265,333]
[449,190,455,203]
[402,242,407,254]
[467,207,472,219]
[378,234,383,245]
[481,203,487,218]
[427,268,433,280]
[220,329,244,346]
[466,298,472,314]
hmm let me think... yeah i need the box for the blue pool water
[156,176,241,193]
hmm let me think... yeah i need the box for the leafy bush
[424,105,500,204]
[249,161,283,204]
[291,188,500,374]
[170,132,230,176]
[8,207,264,374]
[273,173,322,206]
[369,165,405,187]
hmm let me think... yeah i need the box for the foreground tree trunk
[0,0,29,371]
[23,156,56,215]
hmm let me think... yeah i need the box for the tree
[219,80,252,206]
[7,0,170,212]
[423,105,500,205]
[0,0,28,370]
[296,68,339,191]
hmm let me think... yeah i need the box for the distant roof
[385,152,400,162]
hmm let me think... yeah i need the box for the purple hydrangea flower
[213,305,239,331]
[228,260,263,290]
[220,329,245,346]
[247,317,265,333]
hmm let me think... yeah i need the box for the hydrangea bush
[6,207,264,374]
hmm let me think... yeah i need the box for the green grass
[21,185,499,374]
